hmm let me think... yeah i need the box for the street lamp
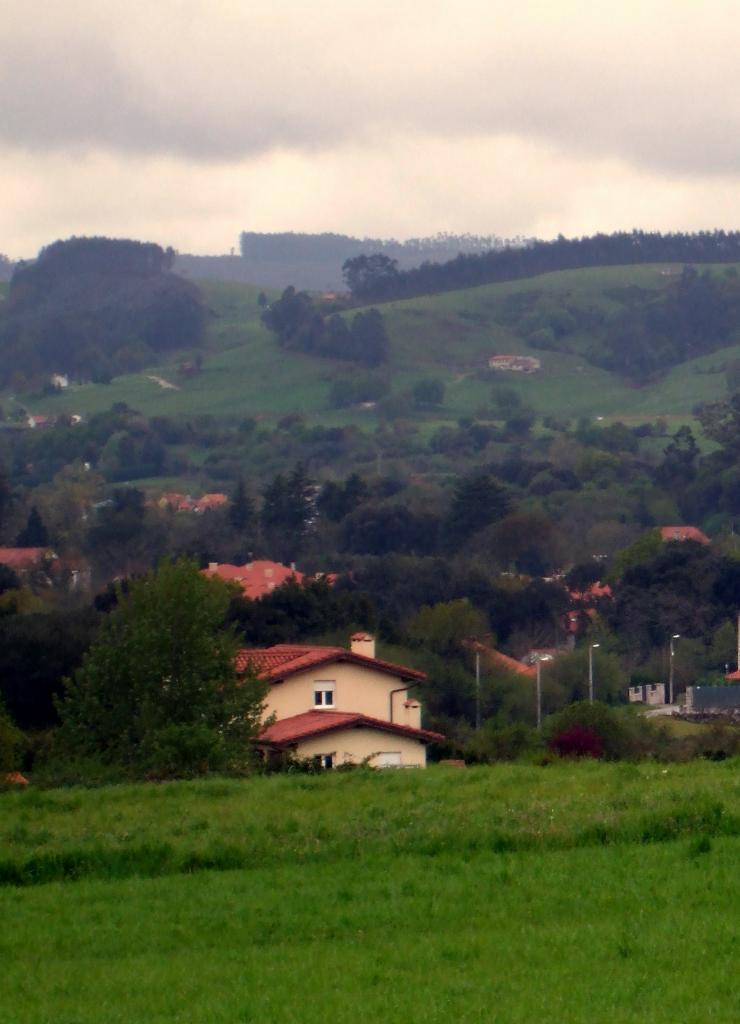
[669,634,681,705]
[534,653,553,730]
[588,643,600,703]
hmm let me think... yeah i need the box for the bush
[549,724,604,759]
[544,701,659,761]
[465,721,541,763]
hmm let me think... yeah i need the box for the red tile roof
[3,771,29,786]
[477,643,536,678]
[0,547,54,570]
[194,493,228,511]
[236,644,427,683]
[259,709,444,747]
[660,526,710,545]
[203,560,304,600]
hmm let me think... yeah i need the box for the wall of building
[295,727,427,767]
[686,685,740,711]
[264,663,422,728]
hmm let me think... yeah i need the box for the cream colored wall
[295,726,427,767]
[264,662,421,727]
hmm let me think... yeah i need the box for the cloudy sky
[2,0,740,258]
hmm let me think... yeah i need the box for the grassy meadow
[2,762,740,1022]
[24,263,740,430]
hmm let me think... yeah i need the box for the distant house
[203,559,304,600]
[26,414,53,429]
[241,632,443,768]
[0,547,57,573]
[479,644,536,678]
[488,354,541,373]
[0,547,90,592]
[155,492,229,514]
[193,493,228,513]
[49,373,69,389]
[660,526,710,545]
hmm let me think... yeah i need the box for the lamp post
[474,647,481,732]
[588,643,600,703]
[534,654,553,730]
[669,634,680,705]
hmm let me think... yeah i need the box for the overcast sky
[3,0,740,258]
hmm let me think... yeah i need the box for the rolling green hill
[11,262,740,428]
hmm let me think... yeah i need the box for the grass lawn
[2,762,740,1022]
[3,839,739,1024]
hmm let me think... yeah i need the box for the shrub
[550,725,604,759]
[544,701,659,761]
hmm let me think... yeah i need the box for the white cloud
[2,1,740,254]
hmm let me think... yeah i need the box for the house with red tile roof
[240,633,443,768]
[660,525,710,545]
[203,560,305,600]
[193,493,228,513]
[0,547,55,572]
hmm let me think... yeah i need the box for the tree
[448,471,512,545]
[413,378,445,408]
[342,254,399,300]
[407,599,489,658]
[229,477,255,532]
[57,560,266,777]
[16,505,49,547]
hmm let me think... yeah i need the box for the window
[314,680,335,707]
[313,753,334,769]
[376,752,402,768]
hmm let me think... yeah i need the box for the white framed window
[376,751,402,768]
[314,680,335,707]
[314,753,334,769]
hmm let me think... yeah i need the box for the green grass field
[20,263,740,429]
[2,762,740,1022]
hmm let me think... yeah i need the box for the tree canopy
[57,559,266,777]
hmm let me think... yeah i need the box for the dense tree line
[342,231,740,303]
[0,237,206,387]
[262,286,388,366]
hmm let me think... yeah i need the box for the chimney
[208,562,218,571]
[351,632,375,659]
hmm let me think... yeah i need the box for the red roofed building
[241,633,443,768]
[194,493,228,513]
[660,526,710,545]
[203,560,304,600]
[0,547,54,572]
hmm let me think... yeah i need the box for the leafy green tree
[407,599,489,658]
[58,560,266,777]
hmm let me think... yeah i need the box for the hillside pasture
[13,263,740,426]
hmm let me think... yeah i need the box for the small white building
[488,354,541,373]
[628,683,666,706]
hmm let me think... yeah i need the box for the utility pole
[475,647,481,731]
[669,634,680,705]
[588,643,600,703]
